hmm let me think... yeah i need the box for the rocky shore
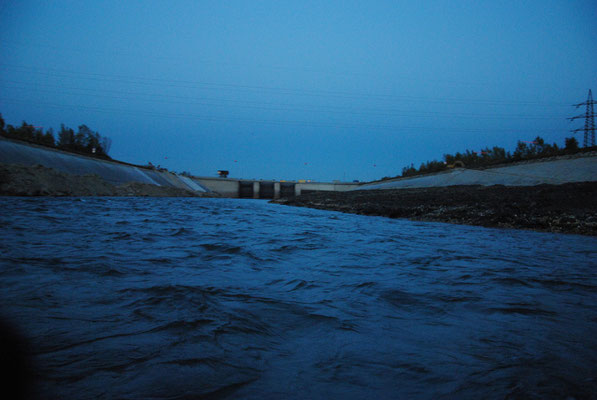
[273,183,597,236]
[0,163,211,197]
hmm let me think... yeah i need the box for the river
[1,197,596,399]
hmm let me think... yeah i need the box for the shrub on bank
[391,136,594,180]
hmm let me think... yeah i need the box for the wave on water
[0,197,596,399]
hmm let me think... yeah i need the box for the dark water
[1,197,596,399]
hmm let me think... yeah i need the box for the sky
[0,1,596,182]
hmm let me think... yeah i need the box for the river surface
[1,197,596,399]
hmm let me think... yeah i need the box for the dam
[194,176,359,198]
[2,137,596,198]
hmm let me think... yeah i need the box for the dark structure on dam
[237,181,298,199]
[259,182,275,199]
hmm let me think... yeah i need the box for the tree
[479,147,492,162]
[42,128,55,147]
[77,124,110,155]
[74,125,87,151]
[58,124,75,149]
[491,146,507,163]
[33,127,44,144]
[527,136,546,157]
[16,121,35,142]
[565,137,579,152]
[1,115,111,156]
[401,163,417,177]
[513,141,529,160]
[444,153,455,165]
[77,125,96,152]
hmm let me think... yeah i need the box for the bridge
[193,177,361,198]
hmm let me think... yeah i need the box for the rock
[273,183,597,236]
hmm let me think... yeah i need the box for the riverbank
[0,163,211,197]
[273,182,597,236]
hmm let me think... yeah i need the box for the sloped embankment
[0,138,209,193]
[0,163,210,197]
[360,153,597,190]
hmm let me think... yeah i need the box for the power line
[3,41,591,92]
[1,41,370,79]
[0,63,571,107]
[0,81,566,121]
[0,96,566,134]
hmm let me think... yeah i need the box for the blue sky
[1,1,595,181]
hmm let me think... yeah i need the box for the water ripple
[0,197,596,399]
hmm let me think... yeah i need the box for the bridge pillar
[274,182,281,199]
[253,181,260,199]
[295,184,301,197]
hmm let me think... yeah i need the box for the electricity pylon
[569,89,596,147]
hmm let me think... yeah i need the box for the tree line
[0,113,112,159]
[393,135,593,180]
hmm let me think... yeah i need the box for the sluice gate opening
[238,181,254,198]
[238,181,294,199]
[259,182,275,199]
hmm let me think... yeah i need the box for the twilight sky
[1,1,596,181]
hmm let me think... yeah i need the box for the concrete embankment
[359,153,597,190]
[0,163,208,197]
[0,138,209,194]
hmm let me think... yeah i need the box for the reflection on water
[0,197,596,399]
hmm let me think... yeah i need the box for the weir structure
[193,176,360,199]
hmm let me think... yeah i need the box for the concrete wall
[0,138,207,192]
[297,182,360,195]
[193,177,362,198]
[194,177,241,197]
[359,154,597,190]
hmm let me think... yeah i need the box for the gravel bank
[273,183,597,236]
